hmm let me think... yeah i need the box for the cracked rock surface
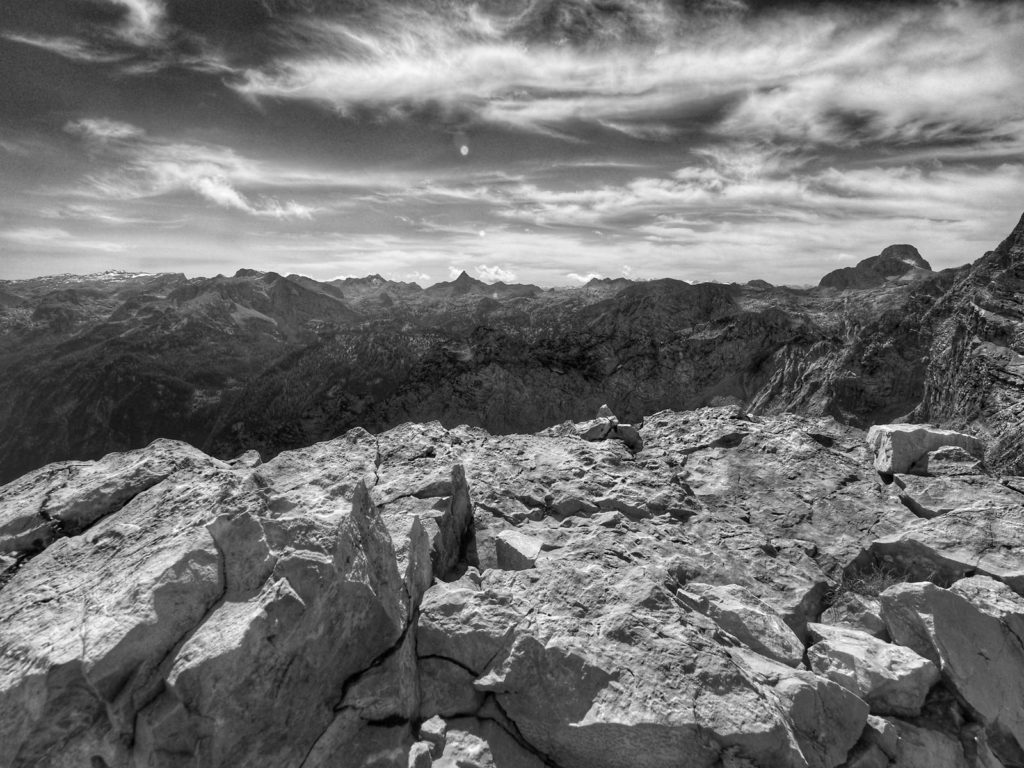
[1,407,1022,767]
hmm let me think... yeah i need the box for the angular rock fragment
[886,719,968,768]
[679,582,805,667]
[495,529,544,570]
[806,623,939,716]
[419,715,447,756]
[880,577,1024,765]
[866,424,983,475]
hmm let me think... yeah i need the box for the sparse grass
[820,561,910,623]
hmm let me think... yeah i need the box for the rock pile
[0,408,1020,767]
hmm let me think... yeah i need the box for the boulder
[419,716,447,757]
[433,718,547,768]
[806,623,939,716]
[731,649,870,768]
[867,505,1024,593]
[409,741,433,768]
[678,582,806,667]
[819,592,888,639]
[880,578,1024,765]
[887,719,968,768]
[866,425,983,475]
[495,529,544,570]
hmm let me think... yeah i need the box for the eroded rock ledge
[0,408,1020,768]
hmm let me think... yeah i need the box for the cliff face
[1,407,1021,767]
[912,213,1024,474]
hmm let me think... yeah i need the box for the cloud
[567,272,604,283]
[475,264,517,283]
[106,0,166,44]
[63,118,315,220]
[2,33,130,63]
[231,2,1024,158]
[0,227,126,253]
[65,118,146,142]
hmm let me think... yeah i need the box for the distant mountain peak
[819,243,932,289]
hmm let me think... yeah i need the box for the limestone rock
[0,438,221,554]
[2,405,1010,768]
[0,449,409,768]
[880,578,1024,765]
[679,582,805,667]
[495,529,544,570]
[433,718,546,768]
[409,741,433,768]
[887,719,968,768]
[921,446,985,477]
[867,505,1024,593]
[419,716,447,756]
[732,648,870,768]
[806,623,939,716]
[819,592,888,639]
[866,425,983,476]
[892,474,1020,519]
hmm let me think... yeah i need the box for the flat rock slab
[892,474,1022,519]
[807,623,939,716]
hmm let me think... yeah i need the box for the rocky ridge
[2,405,1023,767]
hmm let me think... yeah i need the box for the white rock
[495,529,544,570]
[866,424,983,475]
[679,583,806,667]
[806,623,939,716]
[880,578,1024,764]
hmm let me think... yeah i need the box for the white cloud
[567,272,604,283]
[65,118,146,142]
[231,2,1024,156]
[475,264,517,283]
[2,33,130,63]
[64,118,315,220]
[1,227,126,253]
[106,0,166,45]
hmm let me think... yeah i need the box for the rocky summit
[2,401,1024,768]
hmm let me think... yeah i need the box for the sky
[1,0,1023,286]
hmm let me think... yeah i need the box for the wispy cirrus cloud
[0,227,126,253]
[63,118,315,220]
[232,1,1024,157]
[1,32,131,63]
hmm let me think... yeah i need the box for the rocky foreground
[2,406,1023,767]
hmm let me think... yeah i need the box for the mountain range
[1,211,1022,484]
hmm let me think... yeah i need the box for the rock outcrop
[1,406,1023,766]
